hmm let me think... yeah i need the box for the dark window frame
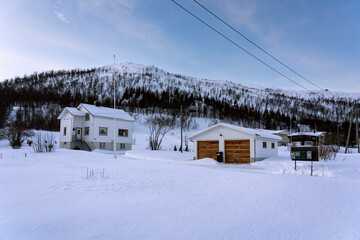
[84,127,89,136]
[118,129,128,137]
[263,141,267,149]
[99,127,108,136]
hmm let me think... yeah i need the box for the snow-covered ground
[1,122,360,239]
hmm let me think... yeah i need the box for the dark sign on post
[291,146,319,175]
[291,147,319,162]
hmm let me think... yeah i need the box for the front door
[75,127,82,140]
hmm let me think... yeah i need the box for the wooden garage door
[197,141,219,160]
[225,140,250,163]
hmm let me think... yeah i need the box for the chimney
[94,100,100,107]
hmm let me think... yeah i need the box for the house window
[119,143,126,149]
[263,142,267,149]
[271,142,275,149]
[100,142,106,149]
[84,127,89,136]
[99,127,108,136]
[85,113,90,121]
[63,127,67,136]
[118,129,128,137]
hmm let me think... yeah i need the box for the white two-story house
[58,103,134,151]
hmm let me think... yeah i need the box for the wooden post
[345,101,356,154]
[295,160,297,170]
[180,105,183,153]
[356,102,359,153]
[311,161,313,176]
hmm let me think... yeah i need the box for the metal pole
[180,105,183,153]
[295,160,296,170]
[345,101,356,154]
[113,54,117,159]
[355,102,359,153]
[311,161,313,176]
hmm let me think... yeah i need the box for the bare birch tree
[145,115,175,150]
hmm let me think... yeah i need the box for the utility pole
[337,124,340,147]
[113,54,117,159]
[345,101,356,154]
[180,105,183,153]
[356,102,359,153]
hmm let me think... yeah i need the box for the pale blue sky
[1,0,359,92]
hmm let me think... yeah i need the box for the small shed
[289,132,326,146]
[189,123,281,163]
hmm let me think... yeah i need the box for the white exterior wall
[59,112,73,143]
[255,138,279,159]
[82,113,94,142]
[92,117,133,144]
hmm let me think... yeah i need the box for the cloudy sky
[1,0,359,92]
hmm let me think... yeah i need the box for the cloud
[76,0,169,49]
[0,48,70,80]
[190,59,199,65]
[218,0,260,34]
[54,10,70,24]
[80,0,136,9]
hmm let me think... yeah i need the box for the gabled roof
[80,103,134,121]
[289,132,325,137]
[189,123,281,141]
[57,107,85,119]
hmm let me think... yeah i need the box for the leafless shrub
[319,145,340,161]
[32,132,57,153]
[0,108,34,149]
[145,115,175,150]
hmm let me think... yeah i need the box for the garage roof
[190,123,282,141]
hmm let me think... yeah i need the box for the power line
[170,0,312,92]
[193,0,330,94]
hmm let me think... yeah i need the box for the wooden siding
[197,141,219,160]
[225,140,251,163]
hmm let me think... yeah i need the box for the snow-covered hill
[0,62,358,136]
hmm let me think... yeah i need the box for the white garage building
[189,123,281,163]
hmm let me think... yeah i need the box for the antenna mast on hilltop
[113,54,117,159]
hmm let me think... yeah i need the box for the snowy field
[1,122,360,239]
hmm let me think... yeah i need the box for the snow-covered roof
[80,103,134,121]
[257,129,290,135]
[66,107,85,116]
[190,123,282,141]
[289,132,325,137]
[57,107,85,119]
